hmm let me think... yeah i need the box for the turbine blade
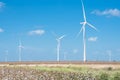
[76,23,85,38]
[81,0,87,22]
[87,22,98,31]
[59,35,66,40]
[76,28,83,38]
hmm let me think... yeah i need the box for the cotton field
[0,65,120,80]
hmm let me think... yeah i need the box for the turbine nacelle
[80,22,97,31]
[56,35,66,40]
[51,31,66,40]
[80,22,86,24]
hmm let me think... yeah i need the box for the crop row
[0,66,120,80]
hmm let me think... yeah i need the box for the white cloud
[88,37,98,42]
[0,2,5,9]
[0,28,4,32]
[91,8,120,17]
[28,29,45,36]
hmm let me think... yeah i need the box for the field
[0,61,120,80]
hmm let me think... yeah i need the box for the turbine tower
[5,50,8,62]
[18,39,23,62]
[77,0,97,62]
[56,35,66,62]
[107,50,112,62]
[109,51,111,62]
[64,52,67,61]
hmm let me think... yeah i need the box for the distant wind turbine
[109,51,112,62]
[5,50,8,62]
[107,50,112,62]
[64,52,67,61]
[77,0,97,62]
[52,32,66,61]
[56,35,66,62]
[18,39,24,62]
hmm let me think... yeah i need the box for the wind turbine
[77,0,97,62]
[5,50,8,62]
[107,50,112,62]
[108,51,111,62]
[64,52,67,61]
[56,35,66,62]
[51,31,66,61]
[18,39,24,62]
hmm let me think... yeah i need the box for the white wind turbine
[18,39,24,62]
[5,50,8,62]
[51,32,66,62]
[64,52,67,61]
[56,35,66,62]
[77,0,97,62]
[107,50,112,62]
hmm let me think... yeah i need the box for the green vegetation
[34,66,90,72]
[0,65,120,80]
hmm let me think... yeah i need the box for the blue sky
[0,0,120,61]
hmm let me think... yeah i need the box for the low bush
[113,72,120,80]
[98,73,109,80]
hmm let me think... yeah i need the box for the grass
[32,65,120,80]
[33,65,91,72]
[32,65,120,77]
[0,64,120,80]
